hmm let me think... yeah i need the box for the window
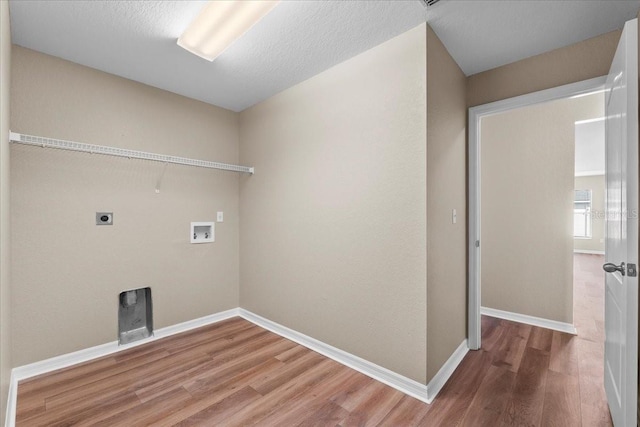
[574,189,592,238]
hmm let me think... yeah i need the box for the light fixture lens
[178,0,280,62]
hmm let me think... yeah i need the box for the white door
[604,18,639,427]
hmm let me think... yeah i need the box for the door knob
[603,262,626,276]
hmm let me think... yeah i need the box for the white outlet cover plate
[191,222,215,244]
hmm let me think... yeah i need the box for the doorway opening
[468,76,606,348]
[478,89,605,333]
[468,78,610,424]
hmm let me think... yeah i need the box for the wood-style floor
[414,254,610,426]
[16,254,610,426]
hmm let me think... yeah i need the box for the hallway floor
[423,253,609,426]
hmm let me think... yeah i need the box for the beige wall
[239,24,427,382]
[481,93,604,323]
[0,1,11,424]
[468,30,621,108]
[426,26,467,382]
[10,47,241,365]
[574,175,605,253]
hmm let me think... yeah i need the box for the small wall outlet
[191,222,215,244]
[217,211,224,222]
[96,212,113,225]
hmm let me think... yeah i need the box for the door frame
[467,76,607,350]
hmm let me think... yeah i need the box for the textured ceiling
[9,0,427,112]
[8,0,640,112]
[427,0,640,76]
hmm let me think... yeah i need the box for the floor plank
[549,331,579,377]
[500,347,549,426]
[527,327,553,353]
[339,380,404,427]
[492,321,531,373]
[376,395,431,427]
[540,370,581,427]
[460,365,516,426]
[257,368,363,427]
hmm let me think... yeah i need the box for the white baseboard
[574,249,605,255]
[426,339,469,401]
[151,309,240,341]
[481,306,577,335]
[238,309,432,403]
[239,309,470,403]
[5,308,240,427]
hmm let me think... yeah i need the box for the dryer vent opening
[118,287,153,345]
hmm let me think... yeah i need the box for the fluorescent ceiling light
[178,0,280,62]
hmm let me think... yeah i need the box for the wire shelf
[9,131,254,174]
